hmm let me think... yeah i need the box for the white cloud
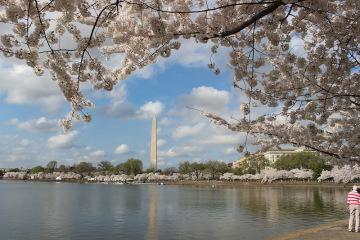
[0,62,64,112]
[158,139,166,147]
[133,64,159,79]
[182,145,203,153]
[47,131,79,149]
[181,86,230,112]
[159,117,172,125]
[10,117,58,132]
[103,84,135,118]
[19,139,30,146]
[6,118,19,125]
[158,145,203,159]
[224,147,237,155]
[90,150,106,158]
[172,122,206,139]
[169,40,211,67]
[289,35,306,57]
[159,148,180,158]
[128,39,214,79]
[170,86,231,123]
[200,134,243,145]
[103,84,164,119]
[136,101,164,119]
[114,144,130,154]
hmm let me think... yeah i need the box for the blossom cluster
[220,167,314,183]
[317,164,360,183]
[0,0,359,159]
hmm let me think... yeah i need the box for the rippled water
[0,181,349,240]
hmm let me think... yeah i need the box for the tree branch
[123,0,278,14]
[204,0,305,40]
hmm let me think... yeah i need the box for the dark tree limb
[204,0,305,40]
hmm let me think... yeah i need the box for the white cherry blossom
[0,0,358,160]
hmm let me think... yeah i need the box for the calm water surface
[0,181,349,240]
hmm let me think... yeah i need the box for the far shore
[1,178,358,188]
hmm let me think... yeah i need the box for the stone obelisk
[150,116,157,170]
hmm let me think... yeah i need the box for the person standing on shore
[347,185,360,232]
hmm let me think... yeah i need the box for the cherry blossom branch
[77,2,118,90]
[34,0,54,53]
[204,0,305,40]
[123,0,278,14]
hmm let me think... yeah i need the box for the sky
[0,40,257,169]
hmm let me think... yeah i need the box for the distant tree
[117,159,143,175]
[232,167,247,176]
[46,161,58,173]
[8,168,20,172]
[68,165,76,172]
[163,167,178,175]
[97,161,114,174]
[204,160,229,180]
[74,162,95,176]
[234,154,270,175]
[58,164,68,173]
[178,161,192,175]
[190,162,206,180]
[274,152,332,179]
[31,166,45,174]
[145,168,156,173]
[0,170,4,177]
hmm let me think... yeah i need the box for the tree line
[3,152,332,180]
[26,159,143,176]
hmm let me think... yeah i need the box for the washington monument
[150,116,157,170]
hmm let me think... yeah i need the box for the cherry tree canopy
[0,0,359,160]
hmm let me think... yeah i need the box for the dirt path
[270,219,360,240]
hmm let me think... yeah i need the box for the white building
[230,147,315,168]
[263,147,314,164]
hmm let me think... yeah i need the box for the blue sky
[0,41,251,169]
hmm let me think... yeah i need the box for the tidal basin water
[0,181,349,240]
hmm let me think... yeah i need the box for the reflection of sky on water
[0,181,349,240]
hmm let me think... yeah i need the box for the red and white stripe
[347,191,360,205]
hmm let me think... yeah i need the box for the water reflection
[146,185,158,240]
[0,182,350,240]
[235,186,348,223]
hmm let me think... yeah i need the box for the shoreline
[165,180,354,188]
[1,178,357,188]
[269,219,358,240]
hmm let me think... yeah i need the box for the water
[0,181,349,240]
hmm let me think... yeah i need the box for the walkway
[270,220,359,240]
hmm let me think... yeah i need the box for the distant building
[230,147,316,168]
[263,147,315,164]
